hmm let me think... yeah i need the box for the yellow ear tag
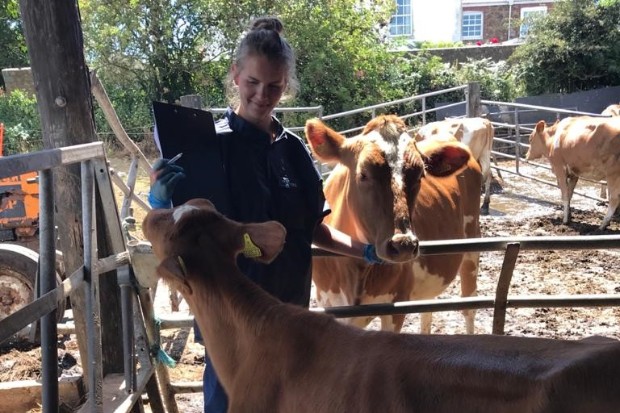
[242,233,262,258]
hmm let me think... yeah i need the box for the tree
[0,0,29,88]
[80,0,401,130]
[80,0,214,104]
[510,0,620,95]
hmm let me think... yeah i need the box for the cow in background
[143,198,620,413]
[305,115,481,334]
[526,116,620,230]
[415,117,495,215]
[602,104,620,117]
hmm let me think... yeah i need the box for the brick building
[462,0,556,44]
[389,0,557,44]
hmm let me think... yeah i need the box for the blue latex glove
[363,244,383,264]
[148,158,186,209]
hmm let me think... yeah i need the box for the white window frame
[462,11,483,40]
[389,0,412,37]
[520,6,547,38]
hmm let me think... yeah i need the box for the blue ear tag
[242,233,262,258]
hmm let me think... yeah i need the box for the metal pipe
[118,266,136,393]
[39,168,58,413]
[81,160,99,411]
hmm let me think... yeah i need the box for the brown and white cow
[602,103,620,117]
[305,115,481,334]
[527,116,620,230]
[143,198,620,413]
[415,117,495,214]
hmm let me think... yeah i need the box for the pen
[168,153,183,165]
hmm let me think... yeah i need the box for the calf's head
[527,120,559,160]
[305,115,472,263]
[142,198,286,297]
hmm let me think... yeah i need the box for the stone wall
[2,67,35,95]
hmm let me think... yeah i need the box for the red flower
[476,41,482,46]
[490,37,499,44]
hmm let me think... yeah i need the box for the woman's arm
[312,222,381,263]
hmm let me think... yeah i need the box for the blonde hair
[226,16,299,106]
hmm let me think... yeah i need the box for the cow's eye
[359,171,368,181]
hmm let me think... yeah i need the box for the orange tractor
[0,122,65,341]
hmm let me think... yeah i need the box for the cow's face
[527,120,554,160]
[305,115,471,263]
[143,198,286,296]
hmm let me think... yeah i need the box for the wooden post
[466,82,481,118]
[18,0,123,399]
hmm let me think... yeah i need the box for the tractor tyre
[0,244,65,341]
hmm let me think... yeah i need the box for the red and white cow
[305,115,481,334]
[527,116,620,230]
[415,117,495,214]
[143,198,620,413]
[602,103,620,117]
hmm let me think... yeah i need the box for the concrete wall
[2,67,35,96]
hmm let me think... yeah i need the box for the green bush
[454,58,521,101]
[0,89,42,154]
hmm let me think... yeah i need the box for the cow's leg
[169,287,181,312]
[600,176,620,230]
[459,251,479,334]
[380,314,405,332]
[460,258,479,334]
[420,312,433,334]
[480,169,492,215]
[554,167,575,224]
[564,174,579,224]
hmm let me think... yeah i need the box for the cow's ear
[421,142,471,177]
[535,120,546,133]
[240,221,286,263]
[156,256,193,296]
[305,119,345,163]
[453,123,464,141]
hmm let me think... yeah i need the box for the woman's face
[233,54,288,131]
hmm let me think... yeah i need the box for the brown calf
[143,198,620,413]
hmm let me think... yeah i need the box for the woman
[149,16,380,412]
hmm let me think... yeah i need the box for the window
[520,6,547,38]
[462,12,483,40]
[389,0,412,36]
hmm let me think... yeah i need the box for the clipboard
[152,101,231,213]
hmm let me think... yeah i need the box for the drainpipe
[507,0,514,40]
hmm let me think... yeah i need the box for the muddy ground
[1,159,619,412]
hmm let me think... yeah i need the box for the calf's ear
[240,221,286,264]
[305,119,345,163]
[157,256,193,296]
[419,142,471,177]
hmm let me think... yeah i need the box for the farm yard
[1,154,619,412]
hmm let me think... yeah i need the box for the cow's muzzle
[382,233,419,263]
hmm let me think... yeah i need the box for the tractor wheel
[0,244,65,341]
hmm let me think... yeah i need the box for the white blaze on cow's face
[306,115,421,263]
[173,203,200,223]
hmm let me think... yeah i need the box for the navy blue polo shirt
[209,108,326,307]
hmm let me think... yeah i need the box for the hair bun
[250,17,284,34]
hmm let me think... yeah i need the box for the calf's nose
[385,233,419,262]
